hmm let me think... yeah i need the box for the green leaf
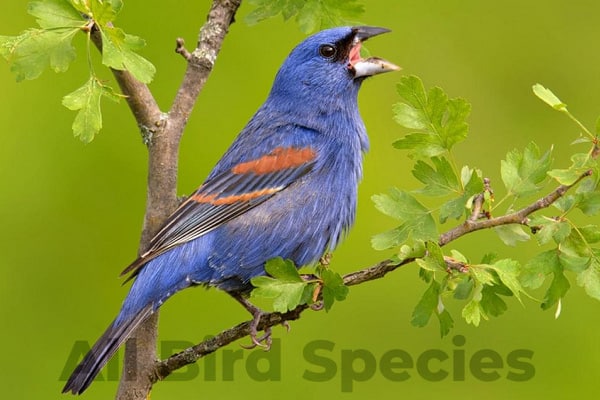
[541,266,570,310]
[532,83,567,111]
[411,280,440,327]
[0,0,86,81]
[412,157,460,196]
[462,298,483,326]
[88,0,121,25]
[99,27,155,83]
[265,257,303,282]
[579,225,600,243]
[392,133,446,158]
[246,0,365,33]
[435,309,454,338]
[28,0,85,29]
[250,258,308,313]
[480,285,508,318]
[558,233,591,273]
[393,76,470,158]
[468,265,496,286]
[0,28,79,81]
[494,224,530,246]
[548,153,593,185]
[578,192,600,215]
[320,268,349,311]
[397,241,426,262]
[576,252,600,300]
[439,166,484,223]
[500,142,553,197]
[415,242,447,272]
[486,259,525,303]
[453,277,473,299]
[371,188,438,250]
[62,77,119,143]
[530,216,571,245]
[521,250,559,289]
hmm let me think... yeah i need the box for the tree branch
[151,168,594,381]
[88,1,242,399]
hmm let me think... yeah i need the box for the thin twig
[175,38,192,61]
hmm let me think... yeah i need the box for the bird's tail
[61,304,153,395]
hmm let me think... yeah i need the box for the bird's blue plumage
[63,26,397,395]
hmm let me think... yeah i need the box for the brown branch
[87,1,242,399]
[152,168,593,381]
[438,169,593,246]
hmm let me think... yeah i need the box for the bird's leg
[230,292,273,349]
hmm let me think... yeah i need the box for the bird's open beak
[348,26,400,78]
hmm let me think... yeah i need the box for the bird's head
[266,26,399,114]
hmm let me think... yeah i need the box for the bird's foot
[241,308,273,350]
[231,292,282,350]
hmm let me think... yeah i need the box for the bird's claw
[241,310,272,350]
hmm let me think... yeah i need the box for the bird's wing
[121,146,317,281]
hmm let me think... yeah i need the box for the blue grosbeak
[63,25,398,394]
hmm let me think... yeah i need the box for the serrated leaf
[100,26,155,83]
[62,77,118,142]
[480,285,508,317]
[250,258,308,313]
[541,266,570,310]
[416,241,446,272]
[0,28,79,81]
[469,265,496,286]
[371,188,438,250]
[558,234,591,273]
[247,0,364,33]
[245,0,286,25]
[392,133,446,158]
[449,249,468,264]
[530,216,571,245]
[412,157,460,196]
[501,142,553,197]
[579,225,600,243]
[439,166,484,223]
[576,253,600,300]
[91,0,123,24]
[462,298,482,326]
[548,153,593,185]
[521,250,558,289]
[435,309,454,337]
[411,280,440,327]
[578,192,600,215]
[494,224,530,246]
[393,76,470,158]
[264,257,303,282]
[453,277,474,299]
[320,268,349,311]
[532,83,567,111]
[28,0,85,29]
[486,259,524,302]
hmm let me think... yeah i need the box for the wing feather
[121,146,317,280]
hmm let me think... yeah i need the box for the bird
[62,25,398,395]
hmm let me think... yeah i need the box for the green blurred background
[1,1,599,399]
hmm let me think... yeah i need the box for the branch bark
[91,1,242,399]
[151,168,593,381]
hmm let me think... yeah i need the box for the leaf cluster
[373,76,600,336]
[246,0,364,33]
[250,257,348,313]
[0,0,155,142]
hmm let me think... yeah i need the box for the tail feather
[62,305,153,395]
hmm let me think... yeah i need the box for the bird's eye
[318,44,337,59]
